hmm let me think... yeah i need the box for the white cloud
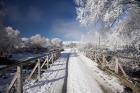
[51,20,86,40]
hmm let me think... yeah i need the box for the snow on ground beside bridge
[23,50,70,93]
[67,51,124,93]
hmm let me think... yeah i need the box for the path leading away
[67,51,124,93]
[24,49,124,93]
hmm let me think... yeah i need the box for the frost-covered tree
[46,38,52,47]
[75,0,140,26]
[0,26,21,56]
[21,37,30,48]
[5,26,21,48]
[75,0,140,50]
[22,35,62,49]
[29,34,49,48]
[51,38,63,47]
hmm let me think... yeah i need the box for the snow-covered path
[23,50,70,93]
[67,51,124,93]
[67,53,103,93]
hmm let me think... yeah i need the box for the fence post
[115,58,119,74]
[52,53,54,64]
[41,55,48,69]
[16,65,23,93]
[46,56,49,68]
[95,54,97,62]
[37,59,41,80]
[118,63,127,77]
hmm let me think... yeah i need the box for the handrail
[0,49,62,93]
[79,49,140,93]
[0,50,60,73]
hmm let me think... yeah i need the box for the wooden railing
[79,49,140,93]
[0,49,62,93]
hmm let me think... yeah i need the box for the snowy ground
[23,49,124,93]
[67,51,124,93]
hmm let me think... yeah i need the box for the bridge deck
[23,51,70,93]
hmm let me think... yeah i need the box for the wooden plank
[102,55,107,67]
[37,59,41,80]
[16,65,23,93]
[115,58,119,74]
[54,53,56,60]
[28,62,38,80]
[41,56,48,68]
[48,55,52,62]
[118,63,127,77]
[6,72,17,93]
[115,58,127,77]
[46,56,49,69]
[52,53,54,64]
[97,57,102,64]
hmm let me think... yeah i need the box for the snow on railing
[78,49,140,93]
[0,49,62,93]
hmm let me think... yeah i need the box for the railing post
[52,53,54,64]
[102,55,107,67]
[115,58,119,74]
[56,51,58,59]
[95,54,98,63]
[37,59,41,80]
[118,63,127,77]
[16,65,23,93]
[41,55,48,69]
[46,56,49,68]
[54,52,55,60]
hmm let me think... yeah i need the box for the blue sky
[3,0,86,40]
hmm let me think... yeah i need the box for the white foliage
[75,0,140,50]
[0,26,21,54]
[51,38,63,47]
[75,0,129,26]
[5,26,21,48]
[29,34,49,48]
[0,25,63,54]
[22,34,59,49]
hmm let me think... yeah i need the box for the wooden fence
[0,49,61,93]
[79,50,140,93]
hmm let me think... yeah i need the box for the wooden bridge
[0,49,62,93]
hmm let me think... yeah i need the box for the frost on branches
[51,38,63,47]
[0,25,63,56]
[75,0,140,52]
[0,26,21,56]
